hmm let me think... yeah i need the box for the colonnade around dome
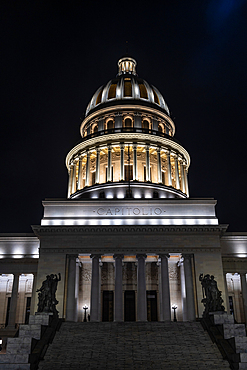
[67,142,189,198]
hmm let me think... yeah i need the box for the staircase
[38,321,230,370]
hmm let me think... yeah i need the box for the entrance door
[102,291,114,322]
[124,290,136,321]
[147,290,157,321]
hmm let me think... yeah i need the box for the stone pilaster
[90,254,101,322]
[159,254,171,321]
[137,254,147,321]
[66,255,77,322]
[7,273,20,329]
[182,254,196,321]
[114,254,124,322]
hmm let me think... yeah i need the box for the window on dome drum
[93,125,98,134]
[158,124,163,133]
[96,89,103,105]
[124,165,133,181]
[124,78,132,97]
[91,171,96,185]
[124,118,132,128]
[152,88,160,104]
[107,120,114,130]
[139,83,148,99]
[108,84,117,99]
[142,120,149,130]
[144,166,152,181]
[162,171,165,184]
[105,167,113,182]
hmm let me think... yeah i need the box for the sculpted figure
[37,273,61,315]
[199,274,225,317]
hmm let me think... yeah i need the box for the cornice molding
[66,132,190,170]
[32,224,227,237]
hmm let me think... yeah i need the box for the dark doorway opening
[147,290,157,321]
[25,297,31,324]
[124,290,136,321]
[102,291,114,322]
[5,297,11,327]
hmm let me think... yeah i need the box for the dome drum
[66,141,189,200]
[81,105,175,138]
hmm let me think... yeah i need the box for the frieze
[33,225,228,235]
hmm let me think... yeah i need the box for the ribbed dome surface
[85,57,170,117]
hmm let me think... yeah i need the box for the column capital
[113,254,124,260]
[182,253,193,260]
[136,254,147,260]
[159,254,170,260]
[90,254,101,260]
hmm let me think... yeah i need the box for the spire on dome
[117,56,137,76]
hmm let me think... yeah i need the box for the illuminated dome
[66,57,190,200]
[85,57,170,117]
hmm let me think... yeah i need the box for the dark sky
[1,1,247,233]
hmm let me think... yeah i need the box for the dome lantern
[117,56,137,76]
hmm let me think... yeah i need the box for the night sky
[1,1,247,233]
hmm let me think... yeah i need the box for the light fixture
[172,304,178,322]
[83,305,88,322]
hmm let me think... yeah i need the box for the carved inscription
[95,207,165,216]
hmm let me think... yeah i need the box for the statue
[199,274,225,317]
[37,273,61,316]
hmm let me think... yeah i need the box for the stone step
[38,322,231,370]
[223,323,246,339]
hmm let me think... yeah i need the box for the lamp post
[83,305,88,322]
[172,304,177,322]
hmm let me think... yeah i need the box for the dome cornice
[66,132,190,170]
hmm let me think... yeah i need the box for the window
[152,88,160,104]
[124,165,133,181]
[162,171,165,184]
[91,171,96,185]
[124,118,132,128]
[107,120,114,130]
[96,89,103,105]
[142,119,149,130]
[139,83,148,99]
[93,125,98,134]
[124,78,132,97]
[158,124,163,133]
[108,84,117,99]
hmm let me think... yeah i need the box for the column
[223,272,230,314]
[95,148,100,184]
[160,254,171,321]
[30,273,37,315]
[120,144,124,180]
[107,145,112,182]
[241,273,247,324]
[157,147,162,183]
[7,273,20,329]
[180,159,186,193]
[66,255,77,322]
[90,254,101,322]
[77,157,83,190]
[114,254,124,322]
[179,259,187,321]
[183,165,189,197]
[71,162,77,193]
[133,144,137,180]
[182,254,196,321]
[85,150,90,187]
[67,165,73,198]
[137,254,147,321]
[174,155,180,190]
[166,150,172,186]
[145,145,150,181]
